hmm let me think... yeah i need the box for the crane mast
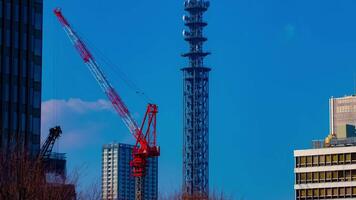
[54,8,160,200]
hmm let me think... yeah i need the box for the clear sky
[41,0,356,199]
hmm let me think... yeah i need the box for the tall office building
[330,95,356,137]
[102,143,158,200]
[0,0,43,157]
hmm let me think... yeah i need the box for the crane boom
[55,8,161,200]
[53,8,147,147]
[39,126,62,160]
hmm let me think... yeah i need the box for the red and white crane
[54,8,160,200]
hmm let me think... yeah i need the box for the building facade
[330,95,356,137]
[294,146,356,199]
[102,143,158,200]
[0,0,43,157]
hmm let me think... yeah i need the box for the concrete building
[0,0,43,157]
[330,95,356,137]
[102,143,158,200]
[294,146,356,199]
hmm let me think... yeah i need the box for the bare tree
[0,152,76,200]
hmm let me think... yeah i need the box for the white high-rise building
[102,143,158,200]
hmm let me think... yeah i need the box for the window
[326,172,332,181]
[34,38,42,56]
[6,3,10,20]
[339,154,345,164]
[319,155,325,165]
[313,172,319,182]
[34,12,42,30]
[33,117,40,134]
[332,154,338,164]
[326,155,332,164]
[313,155,318,166]
[346,154,352,163]
[33,91,40,108]
[13,114,18,130]
[300,156,306,167]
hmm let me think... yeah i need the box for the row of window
[296,187,356,199]
[1,112,40,133]
[295,153,356,168]
[0,2,42,29]
[296,170,356,184]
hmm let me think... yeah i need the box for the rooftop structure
[330,95,356,136]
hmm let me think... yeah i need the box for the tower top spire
[182,0,210,68]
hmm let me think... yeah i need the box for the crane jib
[54,8,160,182]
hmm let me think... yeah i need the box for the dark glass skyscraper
[0,0,43,157]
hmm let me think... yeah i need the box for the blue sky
[41,0,356,199]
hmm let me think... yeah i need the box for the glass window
[5,56,10,74]
[333,188,338,197]
[313,155,318,166]
[22,58,27,77]
[35,12,42,30]
[320,188,325,197]
[346,154,352,163]
[4,83,9,101]
[313,172,319,182]
[13,114,18,130]
[332,154,338,164]
[326,172,332,181]
[14,4,19,21]
[339,154,345,163]
[6,3,10,20]
[346,171,351,181]
[14,31,19,48]
[3,112,8,129]
[23,6,28,23]
[34,38,42,56]
[23,33,28,50]
[21,86,26,104]
[326,155,332,164]
[13,58,19,76]
[327,188,332,197]
[300,156,306,167]
[13,85,18,102]
[34,65,41,81]
[333,171,338,181]
[21,113,26,131]
[347,187,352,195]
[6,30,10,47]
[319,155,325,165]
[33,117,40,134]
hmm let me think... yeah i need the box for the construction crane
[53,8,160,200]
[38,126,62,161]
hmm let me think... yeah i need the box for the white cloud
[42,98,113,124]
[41,98,114,149]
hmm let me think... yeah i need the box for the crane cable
[76,31,153,104]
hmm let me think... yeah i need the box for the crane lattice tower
[181,0,210,199]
